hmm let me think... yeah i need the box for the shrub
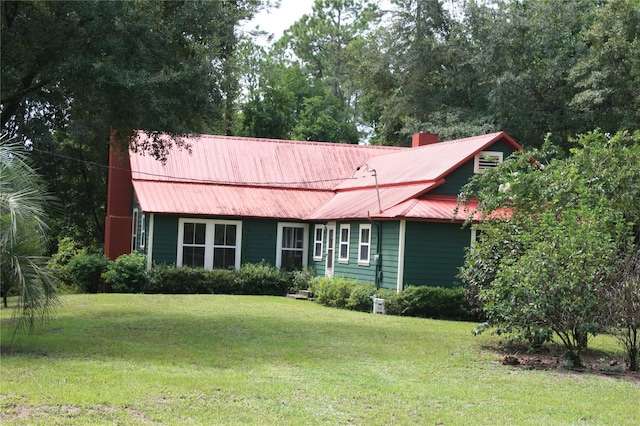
[310,277,360,309]
[235,261,290,296]
[102,252,148,293]
[374,288,403,315]
[146,265,235,294]
[398,285,476,321]
[47,237,88,293]
[346,283,377,312]
[290,267,316,294]
[68,253,109,293]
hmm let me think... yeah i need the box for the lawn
[1,294,638,425]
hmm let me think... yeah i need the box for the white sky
[244,0,316,45]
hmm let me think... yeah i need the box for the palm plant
[0,136,58,330]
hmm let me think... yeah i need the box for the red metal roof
[133,181,332,219]
[379,195,481,222]
[130,131,521,221]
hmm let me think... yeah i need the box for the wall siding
[150,214,179,265]
[331,221,378,284]
[430,139,516,196]
[379,221,400,290]
[402,221,471,288]
[242,219,277,265]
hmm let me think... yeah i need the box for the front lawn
[1,294,638,425]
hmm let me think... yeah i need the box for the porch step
[286,289,314,301]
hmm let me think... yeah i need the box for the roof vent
[412,133,439,148]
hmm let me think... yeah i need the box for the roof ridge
[197,134,406,150]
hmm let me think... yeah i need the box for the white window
[177,219,242,269]
[313,225,324,261]
[131,208,139,252]
[338,224,350,263]
[140,214,146,250]
[276,222,309,271]
[474,151,503,173]
[358,224,371,265]
[470,226,484,248]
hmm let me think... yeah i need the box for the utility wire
[32,147,363,187]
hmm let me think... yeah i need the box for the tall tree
[1,0,260,247]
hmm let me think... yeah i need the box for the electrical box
[374,254,381,265]
[373,298,386,314]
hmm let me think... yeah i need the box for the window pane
[214,224,225,245]
[282,226,304,249]
[195,223,206,244]
[184,223,194,244]
[360,228,370,243]
[314,242,322,258]
[213,247,236,269]
[360,245,369,261]
[183,246,205,268]
[340,244,348,259]
[225,224,236,245]
[341,228,349,242]
[281,250,303,272]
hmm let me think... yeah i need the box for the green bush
[290,268,316,294]
[68,253,109,293]
[310,277,362,310]
[397,286,476,321]
[235,261,290,296]
[346,283,377,312]
[146,265,235,294]
[374,288,403,315]
[146,262,288,295]
[47,237,88,293]
[102,252,148,293]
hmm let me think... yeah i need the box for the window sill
[338,259,349,264]
[358,261,370,266]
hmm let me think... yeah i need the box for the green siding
[332,221,378,284]
[402,221,471,288]
[379,221,400,290]
[430,139,517,196]
[150,215,179,265]
[242,219,277,264]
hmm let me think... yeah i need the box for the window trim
[140,213,146,250]
[474,151,503,173]
[338,224,350,263]
[358,224,372,266]
[177,218,242,270]
[131,208,139,252]
[276,222,309,270]
[312,224,324,261]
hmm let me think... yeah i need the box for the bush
[68,253,109,293]
[290,267,316,294]
[397,285,476,321]
[347,282,377,312]
[146,265,235,294]
[102,252,148,293]
[374,288,403,315]
[235,261,290,296]
[47,237,88,293]
[310,277,362,310]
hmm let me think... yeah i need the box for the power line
[32,147,362,187]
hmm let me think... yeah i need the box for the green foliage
[346,282,377,312]
[68,253,109,294]
[458,130,640,366]
[146,262,289,296]
[290,267,316,294]
[234,261,290,296]
[0,139,58,330]
[397,286,476,321]
[47,237,87,292]
[309,276,361,309]
[101,252,148,294]
[146,265,235,295]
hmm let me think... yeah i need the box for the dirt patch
[488,343,640,383]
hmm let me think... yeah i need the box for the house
[105,131,522,291]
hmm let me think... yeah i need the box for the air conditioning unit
[373,298,385,314]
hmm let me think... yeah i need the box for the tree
[459,130,640,367]
[2,0,260,247]
[0,138,58,330]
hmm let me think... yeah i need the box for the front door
[325,223,335,277]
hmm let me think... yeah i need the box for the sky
[244,0,315,45]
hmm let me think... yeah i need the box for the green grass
[1,294,638,425]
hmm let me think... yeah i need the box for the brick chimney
[104,132,133,260]
[412,133,439,148]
